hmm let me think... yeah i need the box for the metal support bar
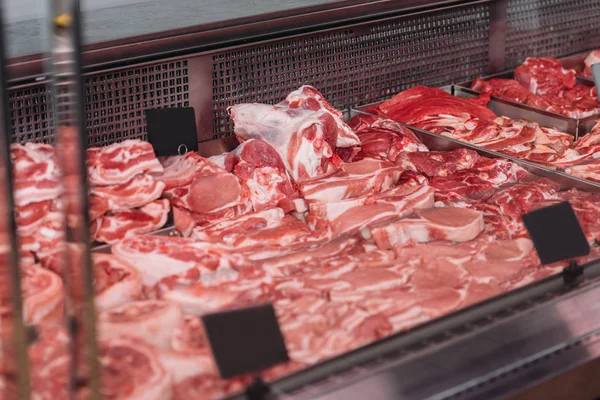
[0,2,31,398]
[47,1,101,399]
[488,0,508,74]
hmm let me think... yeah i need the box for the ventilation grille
[211,3,491,139]
[505,0,600,69]
[8,60,190,147]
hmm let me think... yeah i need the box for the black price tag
[145,108,198,157]
[202,304,289,379]
[522,201,590,265]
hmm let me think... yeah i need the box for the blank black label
[522,201,590,265]
[145,107,198,157]
[202,304,289,379]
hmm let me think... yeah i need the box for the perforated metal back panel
[504,0,600,69]
[211,2,491,139]
[8,60,190,146]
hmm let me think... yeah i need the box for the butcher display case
[4,0,600,399]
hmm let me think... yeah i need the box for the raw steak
[90,173,165,210]
[471,78,551,109]
[160,152,251,217]
[376,85,497,124]
[297,158,402,202]
[514,57,576,95]
[111,235,255,287]
[97,300,183,349]
[90,199,170,244]
[230,103,341,180]
[86,139,163,186]
[308,184,435,237]
[11,142,61,207]
[285,85,361,147]
[371,206,484,249]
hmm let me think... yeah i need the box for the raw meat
[86,139,163,186]
[344,114,428,162]
[471,78,551,109]
[514,57,576,95]
[191,208,329,258]
[90,337,172,400]
[97,300,183,349]
[93,253,143,311]
[15,200,52,236]
[90,199,170,244]
[297,158,402,202]
[565,161,600,182]
[371,206,485,249]
[308,184,435,237]
[11,142,61,207]
[19,265,64,323]
[173,374,249,400]
[230,103,341,180]
[111,235,255,287]
[160,152,251,217]
[285,85,361,147]
[376,86,497,124]
[90,174,165,210]
[214,139,301,213]
[403,148,480,177]
[584,49,600,77]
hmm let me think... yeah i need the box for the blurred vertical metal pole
[47,1,101,399]
[0,2,31,399]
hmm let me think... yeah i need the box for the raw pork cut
[11,142,61,207]
[86,139,163,186]
[111,235,255,287]
[93,253,143,311]
[298,158,402,202]
[83,337,172,400]
[90,174,165,210]
[403,148,480,177]
[371,206,484,249]
[584,49,600,77]
[15,200,52,236]
[344,114,428,162]
[160,152,250,217]
[211,139,301,213]
[308,184,435,237]
[97,300,183,349]
[173,374,249,400]
[191,208,329,259]
[285,85,361,147]
[19,265,64,323]
[90,199,170,244]
[230,103,341,180]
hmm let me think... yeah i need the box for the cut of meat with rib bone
[285,85,361,148]
[90,173,165,211]
[230,103,341,180]
[86,140,163,186]
[308,184,435,237]
[298,158,402,203]
[371,206,484,249]
[90,199,170,244]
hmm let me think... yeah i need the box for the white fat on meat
[96,337,173,400]
[90,174,166,210]
[93,253,143,311]
[97,300,183,349]
[371,206,484,249]
[285,85,361,148]
[20,265,65,324]
[229,103,337,180]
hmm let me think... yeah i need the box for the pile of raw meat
[583,48,600,78]
[471,57,599,118]
[6,86,600,400]
[87,140,170,244]
[371,85,600,179]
